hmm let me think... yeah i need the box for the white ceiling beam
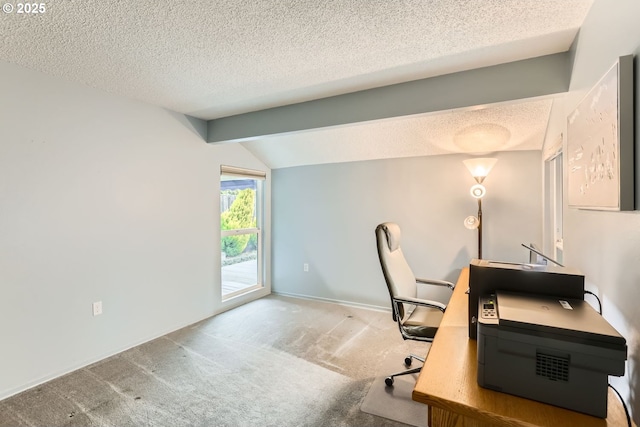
[206,52,570,143]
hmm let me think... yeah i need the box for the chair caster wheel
[385,377,394,387]
[404,357,412,366]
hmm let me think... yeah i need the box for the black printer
[477,291,627,418]
[468,259,585,339]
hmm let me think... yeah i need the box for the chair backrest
[375,222,418,321]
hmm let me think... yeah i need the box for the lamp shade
[463,158,498,183]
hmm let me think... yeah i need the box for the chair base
[384,353,425,386]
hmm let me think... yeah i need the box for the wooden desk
[412,268,633,427]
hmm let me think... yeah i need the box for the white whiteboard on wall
[567,55,634,211]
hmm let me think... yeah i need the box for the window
[544,152,563,264]
[220,166,265,300]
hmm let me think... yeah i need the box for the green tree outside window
[221,188,256,257]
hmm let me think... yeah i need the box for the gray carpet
[0,294,428,426]
[360,355,428,427]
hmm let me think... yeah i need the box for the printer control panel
[479,295,498,325]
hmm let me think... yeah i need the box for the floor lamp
[463,158,497,259]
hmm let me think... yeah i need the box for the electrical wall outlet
[303,263,309,272]
[93,301,103,316]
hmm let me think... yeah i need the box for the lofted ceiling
[242,99,554,169]
[0,0,594,168]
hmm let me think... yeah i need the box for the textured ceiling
[0,0,594,167]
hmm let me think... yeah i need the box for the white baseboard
[2,291,388,402]
[0,313,212,402]
[272,291,391,313]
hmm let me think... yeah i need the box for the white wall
[0,61,270,399]
[272,150,542,308]
[542,0,640,421]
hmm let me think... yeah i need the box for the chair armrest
[416,277,455,290]
[393,295,446,312]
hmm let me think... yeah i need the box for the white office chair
[375,222,454,386]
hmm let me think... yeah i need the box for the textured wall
[271,151,542,308]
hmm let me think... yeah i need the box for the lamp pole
[477,198,482,259]
[463,157,497,261]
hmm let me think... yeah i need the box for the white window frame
[544,151,563,263]
[220,165,265,301]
